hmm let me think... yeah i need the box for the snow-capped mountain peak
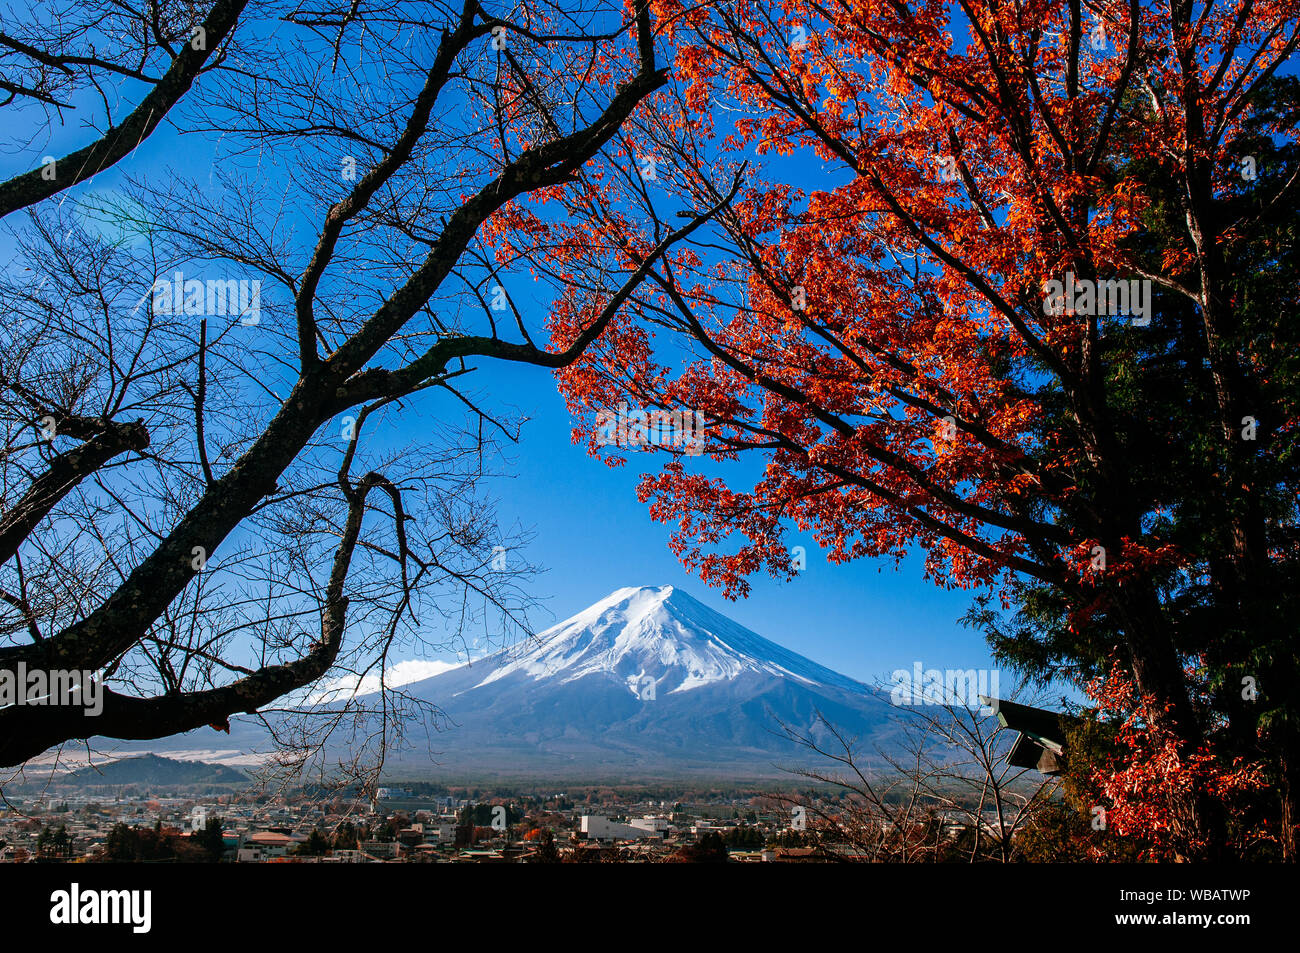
[470,584,865,698]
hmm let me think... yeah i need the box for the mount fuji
[381,585,898,777]
[75,585,900,780]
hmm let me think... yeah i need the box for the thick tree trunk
[1168,17,1286,853]
[1078,323,1225,858]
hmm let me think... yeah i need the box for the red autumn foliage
[1085,660,1272,860]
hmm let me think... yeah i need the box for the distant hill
[59,754,248,787]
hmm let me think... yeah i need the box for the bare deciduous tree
[775,690,1055,862]
[0,0,736,787]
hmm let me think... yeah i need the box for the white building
[581,816,665,842]
[242,831,296,859]
[428,823,457,842]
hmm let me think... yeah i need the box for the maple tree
[551,0,1300,858]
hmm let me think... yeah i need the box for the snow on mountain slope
[468,584,868,698]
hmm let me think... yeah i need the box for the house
[397,823,424,847]
[410,843,443,863]
[242,830,296,859]
[455,848,507,863]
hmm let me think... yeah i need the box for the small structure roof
[981,696,1085,775]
